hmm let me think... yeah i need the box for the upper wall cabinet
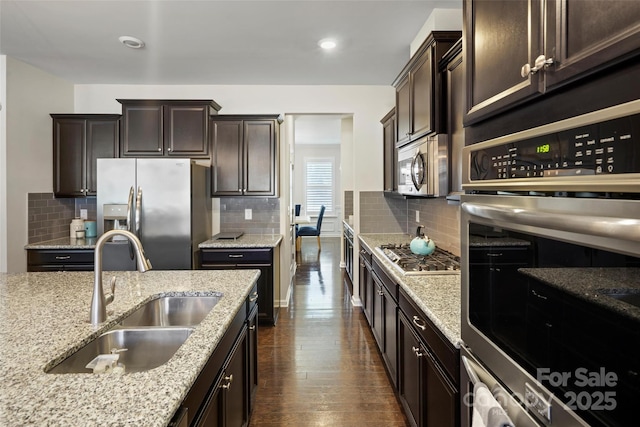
[393,31,461,147]
[118,99,221,158]
[210,115,280,197]
[381,108,397,193]
[52,114,120,197]
[464,0,640,125]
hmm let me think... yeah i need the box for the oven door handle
[462,202,640,242]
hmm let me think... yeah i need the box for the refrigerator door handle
[136,186,143,238]
[127,186,135,232]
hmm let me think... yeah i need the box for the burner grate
[377,243,460,275]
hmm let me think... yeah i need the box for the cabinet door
[211,120,243,196]
[372,276,384,350]
[445,46,464,194]
[247,306,258,416]
[164,104,209,157]
[53,118,85,196]
[382,288,398,388]
[86,119,119,195]
[244,120,276,196]
[224,329,248,427]
[395,74,411,146]
[465,0,544,124]
[121,103,163,156]
[424,348,458,427]
[398,312,422,427]
[382,110,396,192]
[411,49,434,140]
[544,0,640,89]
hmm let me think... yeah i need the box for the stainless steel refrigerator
[97,158,211,270]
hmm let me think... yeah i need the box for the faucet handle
[105,276,117,305]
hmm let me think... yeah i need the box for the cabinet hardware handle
[486,253,503,257]
[412,346,423,357]
[55,256,71,260]
[249,325,256,331]
[360,262,365,267]
[157,148,162,152]
[412,315,426,331]
[167,147,172,152]
[225,374,233,383]
[238,189,242,193]
[531,289,548,300]
[249,292,259,302]
[521,54,554,78]
[229,254,244,258]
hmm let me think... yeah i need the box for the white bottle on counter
[70,218,85,238]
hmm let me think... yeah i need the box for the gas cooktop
[375,243,461,276]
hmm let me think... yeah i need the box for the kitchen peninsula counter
[199,233,283,248]
[25,236,98,249]
[0,269,260,426]
[359,233,462,348]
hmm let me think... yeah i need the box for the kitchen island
[0,269,260,426]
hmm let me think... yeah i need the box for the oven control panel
[463,100,640,192]
[469,113,638,181]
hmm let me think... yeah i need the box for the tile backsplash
[359,191,460,255]
[28,194,97,243]
[220,197,280,235]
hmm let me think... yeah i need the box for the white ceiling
[0,0,461,86]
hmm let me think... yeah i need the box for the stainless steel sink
[603,290,640,308]
[119,295,223,327]
[47,327,194,374]
[599,289,640,309]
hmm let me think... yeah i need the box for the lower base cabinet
[172,283,258,427]
[200,248,279,325]
[27,249,94,271]
[398,288,459,427]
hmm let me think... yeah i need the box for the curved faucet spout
[90,230,152,326]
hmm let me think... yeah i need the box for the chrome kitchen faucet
[91,230,152,326]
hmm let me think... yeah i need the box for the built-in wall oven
[460,99,640,427]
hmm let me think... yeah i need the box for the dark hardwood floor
[249,237,409,426]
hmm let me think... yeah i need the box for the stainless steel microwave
[397,134,448,197]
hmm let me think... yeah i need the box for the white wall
[409,8,463,57]
[4,57,74,272]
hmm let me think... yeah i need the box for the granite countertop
[358,233,462,348]
[25,236,99,249]
[519,267,640,321]
[0,269,260,426]
[199,233,283,248]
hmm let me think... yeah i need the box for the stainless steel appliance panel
[397,134,448,197]
[97,159,136,235]
[136,158,192,270]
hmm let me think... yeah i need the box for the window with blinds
[305,158,333,213]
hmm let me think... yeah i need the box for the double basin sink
[47,294,222,374]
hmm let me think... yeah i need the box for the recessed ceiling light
[318,38,337,50]
[119,35,145,49]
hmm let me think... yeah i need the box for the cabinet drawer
[468,246,530,264]
[399,287,459,384]
[28,250,94,266]
[372,258,397,302]
[200,248,272,264]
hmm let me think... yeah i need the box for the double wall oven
[460,100,640,427]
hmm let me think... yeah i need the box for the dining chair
[297,205,325,250]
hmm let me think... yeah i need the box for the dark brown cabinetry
[440,40,464,196]
[210,115,279,197]
[464,0,640,125]
[398,288,459,427]
[200,248,279,325]
[52,115,119,197]
[179,284,257,427]
[393,31,461,147]
[359,241,374,324]
[371,259,398,388]
[343,224,354,285]
[27,249,94,272]
[118,99,221,158]
[381,108,397,192]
